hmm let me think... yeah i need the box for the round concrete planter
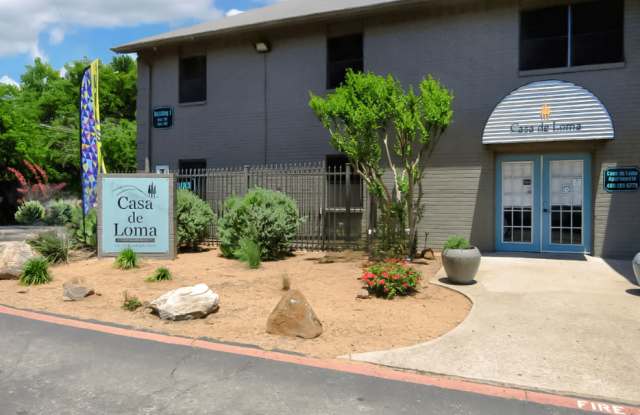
[442,247,481,285]
[633,252,640,286]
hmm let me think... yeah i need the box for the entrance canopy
[482,80,614,144]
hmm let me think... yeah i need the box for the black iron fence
[175,161,372,250]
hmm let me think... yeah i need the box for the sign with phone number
[604,167,639,192]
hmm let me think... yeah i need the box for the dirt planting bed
[0,249,471,358]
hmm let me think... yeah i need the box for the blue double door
[496,154,592,254]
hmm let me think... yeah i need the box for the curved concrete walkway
[349,254,640,404]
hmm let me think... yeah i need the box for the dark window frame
[179,55,207,104]
[519,0,624,71]
[326,33,364,90]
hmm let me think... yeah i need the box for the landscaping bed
[0,249,470,358]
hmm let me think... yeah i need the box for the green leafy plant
[44,200,74,225]
[360,259,421,299]
[122,291,142,311]
[146,266,173,282]
[310,70,453,257]
[234,238,261,269]
[27,231,69,263]
[217,187,301,260]
[14,200,45,224]
[19,257,52,286]
[115,247,138,270]
[68,207,97,251]
[176,189,215,250]
[443,236,471,251]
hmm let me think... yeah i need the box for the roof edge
[112,0,411,53]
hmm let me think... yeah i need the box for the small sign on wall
[98,174,176,259]
[604,167,639,192]
[153,106,173,129]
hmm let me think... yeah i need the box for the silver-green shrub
[217,187,300,260]
[176,189,214,249]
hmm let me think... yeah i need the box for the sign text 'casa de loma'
[99,174,176,258]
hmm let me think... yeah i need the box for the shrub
[44,200,74,225]
[115,247,138,270]
[27,231,69,264]
[68,207,97,251]
[122,291,142,311]
[14,200,45,224]
[176,189,215,249]
[360,259,421,299]
[234,238,261,269]
[20,257,52,286]
[217,187,300,260]
[146,267,173,282]
[443,236,471,251]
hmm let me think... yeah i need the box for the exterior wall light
[254,41,270,53]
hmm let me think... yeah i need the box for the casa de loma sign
[510,103,584,134]
[98,174,177,259]
[482,80,614,144]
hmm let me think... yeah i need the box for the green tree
[0,56,138,189]
[309,70,453,257]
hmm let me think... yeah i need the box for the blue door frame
[495,154,592,254]
[541,154,592,253]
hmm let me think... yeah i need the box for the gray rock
[633,252,640,286]
[149,283,220,321]
[0,241,36,280]
[356,289,371,299]
[63,281,95,301]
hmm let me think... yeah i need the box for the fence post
[345,163,351,243]
[244,165,250,194]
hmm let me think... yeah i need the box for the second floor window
[327,34,363,89]
[179,56,206,103]
[520,0,624,71]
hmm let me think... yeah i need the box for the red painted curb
[1,304,638,414]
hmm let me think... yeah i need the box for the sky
[0,0,276,86]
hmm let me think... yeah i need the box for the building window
[179,56,206,103]
[327,34,363,89]
[520,0,623,71]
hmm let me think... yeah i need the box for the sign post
[97,173,176,259]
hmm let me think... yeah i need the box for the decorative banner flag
[80,60,107,214]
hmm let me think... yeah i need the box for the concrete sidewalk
[350,255,640,404]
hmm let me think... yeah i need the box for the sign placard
[604,167,639,192]
[98,174,176,258]
[482,80,614,144]
[152,106,173,129]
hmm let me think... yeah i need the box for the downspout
[147,61,153,172]
[263,52,268,165]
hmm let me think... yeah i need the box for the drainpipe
[262,52,268,165]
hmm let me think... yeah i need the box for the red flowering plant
[360,259,422,299]
[7,161,65,203]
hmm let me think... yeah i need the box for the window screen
[179,56,206,103]
[520,6,568,70]
[572,0,624,66]
[327,34,363,89]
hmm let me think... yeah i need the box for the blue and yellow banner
[80,60,107,214]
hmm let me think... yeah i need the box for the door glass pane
[502,161,533,244]
[549,160,583,245]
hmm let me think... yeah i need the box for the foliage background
[0,56,137,223]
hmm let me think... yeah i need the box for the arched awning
[482,80,614,144]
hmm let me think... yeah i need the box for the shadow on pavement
[602,258,638,285]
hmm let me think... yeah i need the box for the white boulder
[149,283,219,321]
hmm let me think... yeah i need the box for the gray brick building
[114,0,640,258]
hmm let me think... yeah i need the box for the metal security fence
[175,161,372,250]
